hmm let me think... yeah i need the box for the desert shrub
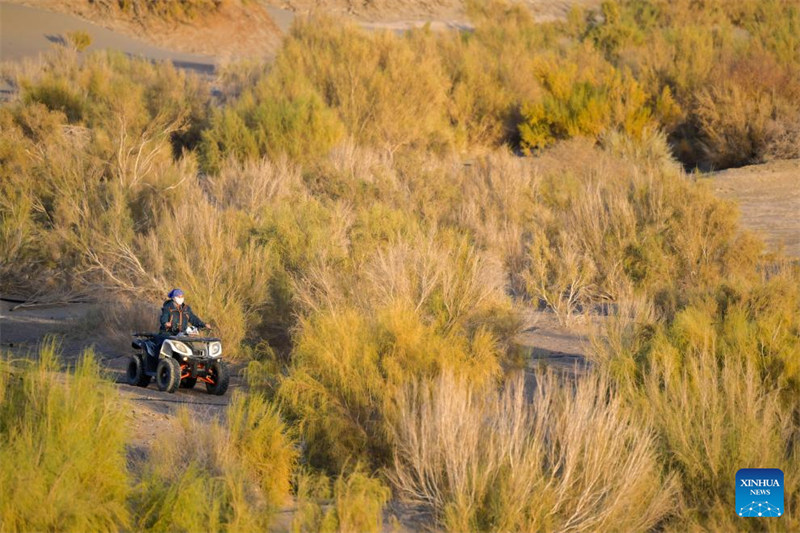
[642,314,798,530]
[691,72,800,169]
[278,305,503,471]
[104,0,230,21]
[66,30,92,52]
[519,53,653,151]
[199,73,344,173]
[133,190,276,349]
[446,150,544,296]
[291,468,390,533]
[1,56,273,350]
[390,371,677,532]
[524,226,597,323]
[1,48,208,294]
[131,392,296,532]
[225,393,298,507]
[276,231,516,471]
[435,1,549,146]
[517,140,761,322]
[22,74,85,123]
[597,0,800,167]
[588,267,800,530]
[0,340,130,533]
[274,17,455,154]
[631,275,800,398]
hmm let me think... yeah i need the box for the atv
[127,327,229,395]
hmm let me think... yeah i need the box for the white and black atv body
[127,331,229,395]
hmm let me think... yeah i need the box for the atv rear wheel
[156,358,181,393]
[205,360,229,396]
[180,377,197,389]
[126,354,151,387]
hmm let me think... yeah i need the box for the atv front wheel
[205,360,229,396]
[126,354,151,387]
[156,358,181,393]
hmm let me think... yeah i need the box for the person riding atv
[160,288,211,335]
[126,288,229,395]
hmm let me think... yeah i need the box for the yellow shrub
[279,301,504,471]
[0,340,130,533]
[275,17,455,153]
[291,468,390,533]
[132,392,296,532]
[519,52,653,151]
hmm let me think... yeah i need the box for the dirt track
[0,299,239,456]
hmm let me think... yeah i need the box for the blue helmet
[168,288,184,299]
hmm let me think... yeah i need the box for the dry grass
[590,271,800,530]
[390,371,677,532]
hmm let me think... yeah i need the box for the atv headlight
[170,341,192,356]
[209,341,222,357]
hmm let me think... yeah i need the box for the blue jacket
[159,299,206,334]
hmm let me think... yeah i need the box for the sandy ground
[1,0,600,69]
[705,159,800,257]
[4,0,282,61]
[0,2,216,71]
[263,0,598,25]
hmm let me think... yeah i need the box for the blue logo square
[736,468,784,517]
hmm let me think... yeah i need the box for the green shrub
[22,75,85,123]
[590,270,800,530]
[0,340,130,533]
[275,17,455,153]
[641,312,798,530]
[226,393,298,507]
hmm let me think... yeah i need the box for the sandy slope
[0,2,216,70]
[4,0,282,60]
[1,0,599,68]
[706,159,800,257]
[263,0,598,23]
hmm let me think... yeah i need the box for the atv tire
[156,358,181,393]
[126,354,151,387]
[180,377,197,389]
[205,360,229,396]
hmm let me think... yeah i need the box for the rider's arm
[187,306,206,328]
[159,304,172,330]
